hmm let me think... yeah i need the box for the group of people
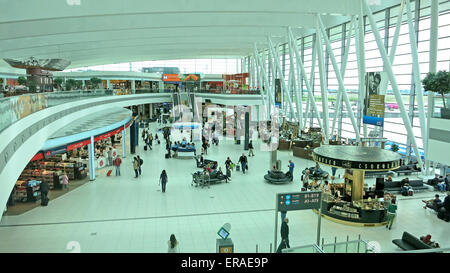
[142,129,159,151]
[429,174,449,192]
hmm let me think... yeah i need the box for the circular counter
[312,145,399,226]
[312,145,402,171]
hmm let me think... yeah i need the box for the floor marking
[0,208,275,228]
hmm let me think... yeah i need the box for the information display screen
[277,191,321,211]
[217,227,230,240]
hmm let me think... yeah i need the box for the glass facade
[251,0,450,150]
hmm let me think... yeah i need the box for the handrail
[400,247,450,253]
[282,243,325,253]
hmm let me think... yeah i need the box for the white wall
[428,118,450,166]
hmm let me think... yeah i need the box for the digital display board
[277,191,321,211]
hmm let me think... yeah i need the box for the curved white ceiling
[0,0,399,69]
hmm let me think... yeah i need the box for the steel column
[331,17,356,139]
[269,37,296,122]
[315,21,330,142]
[356,5,367,138]
[288,29,323,129]
[426,0,439,175]
[288,27,303,130]
[406,0,427,165]
[318,15,361,142]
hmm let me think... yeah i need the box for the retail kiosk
[312,145,401,226]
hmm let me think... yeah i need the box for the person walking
[386,198,397,230]
[280,210,287,222]
[238,153,248,174]
[107,147,113,166]
[149,133,153,150]
[62,172,69,190]
[202,140,208,155]
[113,155,122,176]
[40,180,49,205]
[248,140,254,157]
[288,160,295,181]
[302,170,310,189]
[277,217,290,253]
[142,129,146,143]
[137,155,143,175]
[331,167,338,177]
[168,234,180,253]
[159,170,168,193]
[133,157,139,178]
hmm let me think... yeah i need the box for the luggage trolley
[191,171,210,188]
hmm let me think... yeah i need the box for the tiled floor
[0,124,448,253]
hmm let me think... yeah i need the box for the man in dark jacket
[277,217,290,253]
[444,192,450,212]
[40,181,49,205]
[238,153,248,174]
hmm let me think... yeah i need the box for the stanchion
[346,235,349,253]
[334,237,337,253]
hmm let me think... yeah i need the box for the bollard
[346,235,349,253]
[256,244,258,253]
[270,243,272,253]
[357,234,361,253]
[334,236,337,253]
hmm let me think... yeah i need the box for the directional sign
[277,191,322,211]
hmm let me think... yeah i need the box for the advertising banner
[182,74,200,82]
[94,127,124,142]
[162,74,181,82]
[275,79,281,107]
[363,72,385,127]
[0,93,48,132]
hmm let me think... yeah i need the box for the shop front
[162,74,182,92]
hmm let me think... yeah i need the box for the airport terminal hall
[1,0,450,255]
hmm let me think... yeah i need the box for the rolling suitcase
[107,169,112,176]
[144,145,148,151]
[165,153,170,159]
[41,197,49,206]
[236,165,240,172]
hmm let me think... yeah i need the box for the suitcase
[144,145,148,151]
[158,140,160,144]
[41,197,49,206]
[236,165,240,171]
[107,169,112,176]
[165,153,170,159]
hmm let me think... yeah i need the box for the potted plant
[53,77,63,90]
[422,70,450,119]
[17,76,27,86]
[90,77,102,89]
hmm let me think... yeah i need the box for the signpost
[274,191,322,252]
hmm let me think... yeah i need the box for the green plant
[90,77,102,89]
[65,79,77,90]
[53,77,63,89]
[422,70,450,108]
[17,76,27,86]
[390,143,399,152]
[28,81,37,92]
